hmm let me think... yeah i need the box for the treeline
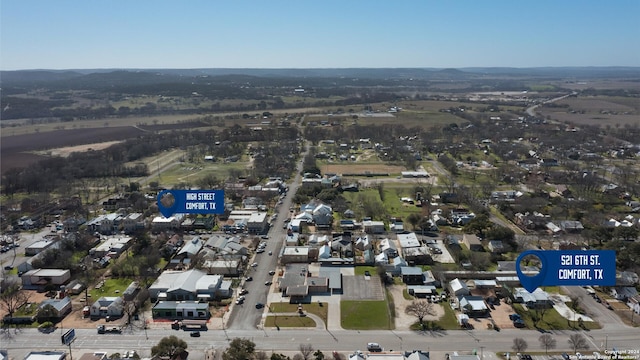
[2,126,302,196]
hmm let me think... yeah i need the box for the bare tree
[568,333,589,352]
[539,334,557,354]
[512,337,528,353]
[405,300,436,325]
[299,344,314,360]
[0,281,30,322]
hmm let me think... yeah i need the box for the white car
[251,262,258,267]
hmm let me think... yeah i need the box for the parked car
[268,270,276,275]
[265,281,272,286]
[364,271,371,277]
[245,276,253,281]
[367,343,383,352]
[251,262,258,267]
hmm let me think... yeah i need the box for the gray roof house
[89,297,124,318]
[148,269,225,302]
[177,237,204,258]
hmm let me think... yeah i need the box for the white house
[90,297,124,319]
[148,269,225,302]
[449,278,470,297]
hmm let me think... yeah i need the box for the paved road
[226,139,310,330]
[526,92,576,117]
[561,286,627,329]
[3,326,639,359]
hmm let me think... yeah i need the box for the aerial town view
[1,1,639,360]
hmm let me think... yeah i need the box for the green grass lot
[341,300,393,330]
[264,315,316,328]
[152,161,249,187]
[431,302,459,330]
[89,277,136,299]
[341,188,425,224]
[268,302,328,327]
[354,266,377,276]
[527,84,558,91]
[512,304,601,330]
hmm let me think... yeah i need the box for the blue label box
[157,190,225,217]
[516,250,616,292]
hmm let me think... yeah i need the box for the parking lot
[342,274,385,301]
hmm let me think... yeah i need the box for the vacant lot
[341,300,393,330]
[324,163,406,175]
[540,95,640,127]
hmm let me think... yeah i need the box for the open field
[539,95,640,127]
[0,121,211,174]
[323,163,407,175]
[340,300,393,330]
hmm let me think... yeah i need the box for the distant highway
[526,92,577,117]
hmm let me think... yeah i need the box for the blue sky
[1,0,639,70]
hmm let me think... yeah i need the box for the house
[627,295,640,315]
[610,286,638,301]
[123,281,140,302]
[513,288,553,308]
[488,240,504,253]
[354,235,372,251]
[462,234,483,251]
[617,271,639,286]
[340,219,356,230]
[22,269,71,289]
[152,301,210,320]
[407,285,437,298]
[452,210,475,226]
[540,158,558,167]
[148,269,225,302]
[459,296,489,317]
[37,297,72,320]
[90,236,132,258]
[25,237,60,256]
[121,213,145,234]
[397,232,421,248]
[281,246,311,264]
[497,261,516,272]
[90,297,124,319]
[330,236,353,258]
[449,278,470,297]
[247,212,268,234]
[402,246,433,265]
[177,237,204,259]
[202,259,241,276]
[363,220,385,234]
[401,266,424,285]
[559,220,584,233]
[151,214,184,232]
[490,190,522,203]
[86,213,121,235]
[312,204,333,229]
[380,238,398,258]
[63,216,86,232]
